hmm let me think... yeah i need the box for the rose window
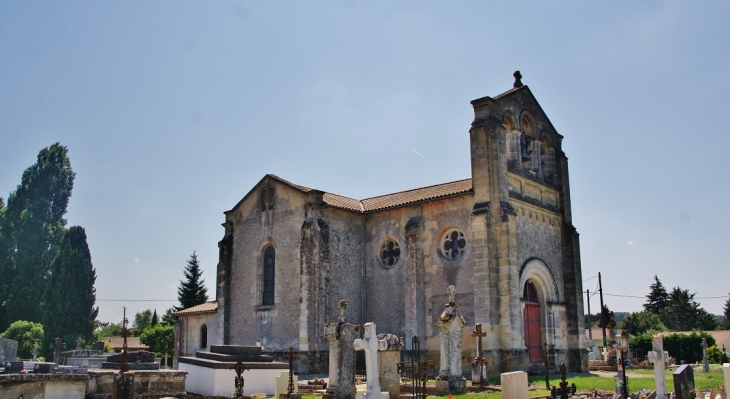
[441,229,466,260]
[379,239,401,268]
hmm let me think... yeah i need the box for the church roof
[174,301,218,316]
[359,178,472,211]
[264,174,473,213]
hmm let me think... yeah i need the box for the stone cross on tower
[353,322,389,399]
[648,334,668,399]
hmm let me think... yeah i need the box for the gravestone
[702,338,709,373]
[500,371,528,399]
[323,299,359,399]
[275,371,299,399]
[471,323,488,387]
[0,338,18,363]
[353,322,389,399]
[722,363,729,397]
[115,371,135,399]
[434,285,467,395]
[672,364,695,399]
[647,334,668,399]
[50,337,65,364]
[376,334,402,399]
[103,350,159,370]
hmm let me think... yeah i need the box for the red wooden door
[523,303,542,362]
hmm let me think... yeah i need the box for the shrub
[629,331,715,364]
[140,324,174,356]
[0,320,44,359]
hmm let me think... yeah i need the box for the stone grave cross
[701,338,709,372]
[49,337,65,364]
[338,300,347,323]
[648,334,668,399]
[471,323,486,389]
[353,322,389,399]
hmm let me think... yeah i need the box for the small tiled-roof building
[104,337,149,353]
[172,302,218,369]
[184,73,588,375]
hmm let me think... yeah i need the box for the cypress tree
[722,294,730,330]
[176,252,209,310]
[644,275,668,314]
[42,226,98,353]
[0,199,12,331]
[4,143,75,323]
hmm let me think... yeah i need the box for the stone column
[324,301,359,399]
[435,286,467,395]
[648,334,668,399]
[404,216,424,342]
[376,334,403,399]
[702,338,709,373]
[722,363,729,397]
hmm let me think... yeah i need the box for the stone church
[174,72,588,374]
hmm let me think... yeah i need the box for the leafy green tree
[617,311,667,336]
[161,308,176,326]
[660,286,718,331]
[3,143,75,324]
[723,294,730,330]
[177,252,208,310]
[133,309,153,332]
[1,320,44,359]
[93,322,123,341]
[644,275,668,314]
[42,226,98,356]
[140,324,174,356]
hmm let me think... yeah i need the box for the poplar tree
[176,252,208,310]
[43,226,98,351]
[3,143,75,324]
[644,275,668,314]
[0,199,12,331]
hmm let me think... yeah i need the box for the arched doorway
[523,281,542,362]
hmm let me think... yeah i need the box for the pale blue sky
[1,2,728,323]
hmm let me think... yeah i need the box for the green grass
[301,369,726,399]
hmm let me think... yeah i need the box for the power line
[604,293,728,300]
[97,299,177,302]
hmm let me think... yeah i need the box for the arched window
[200,324,208,349]
[540,134,555,183]
[262,246,275,306]
[524,281,539,303]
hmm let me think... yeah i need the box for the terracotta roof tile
[174,301,218,315]
[360,179,472,211]
[265,174,473,213]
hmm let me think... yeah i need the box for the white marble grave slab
[500,371,528,399]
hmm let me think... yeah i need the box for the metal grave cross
[284,346,300,396]
[230,351,250,397]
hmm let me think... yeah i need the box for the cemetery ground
[294,366,726,399]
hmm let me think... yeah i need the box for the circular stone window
[379,239,401,268]
[441,229,466,260]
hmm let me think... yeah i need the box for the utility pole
[586,289,592,340]
[599,273,606,347]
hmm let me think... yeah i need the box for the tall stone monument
[435,285,467,394]
[354,322,389,399]
[324,300,359,399]
[647,334,669,399]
